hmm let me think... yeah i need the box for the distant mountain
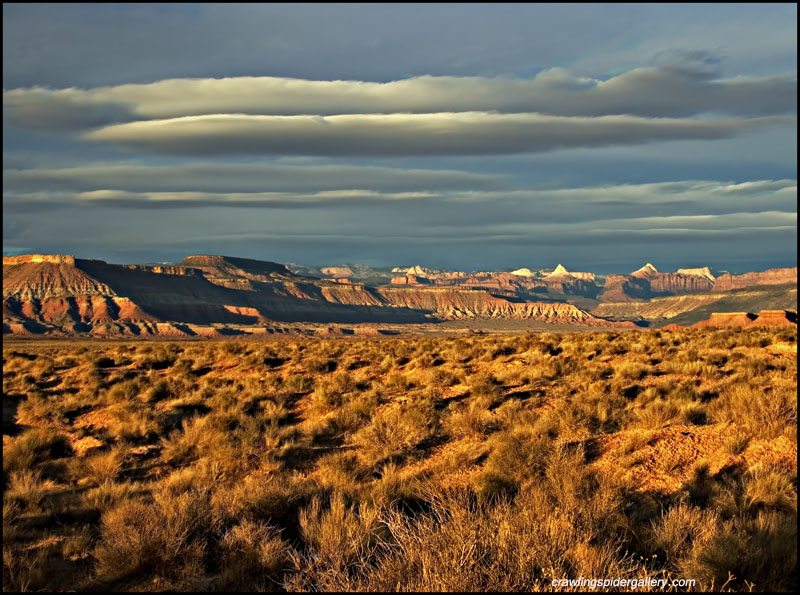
[631,262,660,279]
[594,262,788,302]
[5,255,795,337]
[712,267,798,292]
[3,254,635,336]
[286,262,397,285]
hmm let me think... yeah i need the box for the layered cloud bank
[4,68,796,126]
[4,68,794,158]
[3,163,508,194]
[2,13,796,271]
[4,168,795,217]
[5,165,795,266]
[76,112,789,157]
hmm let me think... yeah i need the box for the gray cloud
[2,90,136,131]
[7,200,793,273]
[4,4,796,90]
[156,212,795,246]
[2,5,795,274]
[81,113,792,157]
[68,188,438,209]
[5,179,794,235]
[2,162,508,193]
[3,68,796,131]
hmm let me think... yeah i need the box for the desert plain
[3,324,797,591]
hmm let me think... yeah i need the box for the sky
[2,3,797,274]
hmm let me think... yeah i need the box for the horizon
[3,3,797,272]
[3,249,794,278]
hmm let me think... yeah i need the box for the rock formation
[662,309,797,329]
[712,267,797,292]
[544,264,596,282]
[648,273,714,295]
[320,266,355,278]
[391,268,598,298]
[599,264,715,301]
[3,254,77,265]
[3,253,628,336]
[692,312,759,328]
[375,287,632,325]
[630,263,660,279]
[6,254,794,336]
[676,267,716,282]
[598,275,653,302]
[510,268,535,277]
[751,310,798,327]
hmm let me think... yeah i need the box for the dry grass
[2,326,796,591]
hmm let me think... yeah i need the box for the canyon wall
[712,267,797,292]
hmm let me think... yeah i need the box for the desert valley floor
[2,326,797,591]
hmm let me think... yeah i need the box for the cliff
[648,273,714,294]
[375,287,630,326]
[6,253,794,337]
[3,253,634,335]
[676,267,716,282]
[598,275,653,302]
[320,266,355,278]
[692,312,758,328]
[391,269,598,297]
[712,267,797,292]
[3,254,77,266]
[751,310,798,327]
[544,264,596,282]
[600,265,714,301]
[667,309,798,329]
[4,258,115,300]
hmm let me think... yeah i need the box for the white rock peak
[633,263,659,275]
[406,265,440,276]
[510,267,535,277]
[677,267,715,281]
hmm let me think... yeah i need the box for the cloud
[442,180,798,223]
[80,112,792,157]
[3,68,796,131]
[68,188,438,208]
[7,188,794,272]
[2,162,508,193]
[4,4,797,91]
[5,178,794,234]
[2,88,135,131]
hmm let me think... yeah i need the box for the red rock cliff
[3,254,76,266]
[712,267,797,292]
